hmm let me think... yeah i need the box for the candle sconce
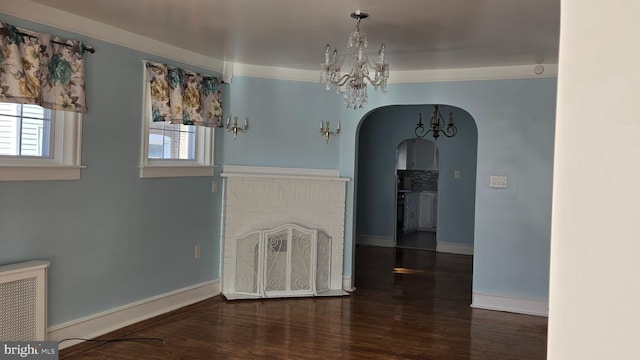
[226,116,249,140]
[320,121,341,143]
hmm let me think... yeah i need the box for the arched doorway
[353,104,478,285]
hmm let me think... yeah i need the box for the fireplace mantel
[221,165,350,182]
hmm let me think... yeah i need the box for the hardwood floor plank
[60,246,547,359]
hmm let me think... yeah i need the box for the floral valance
[0,22,90,113]
[145,61,222,127]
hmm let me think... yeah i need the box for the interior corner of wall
[223,61,233,84]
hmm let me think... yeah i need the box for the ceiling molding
[2,1,558,84]
[231,62,558,83]
[388,64,559,83]
[230,63,320,83]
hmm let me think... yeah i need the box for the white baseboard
[356,235,394,248]
[343,276,354,292]
[49,280,221,349]
[471,291,548,317]
[436,242,474,255]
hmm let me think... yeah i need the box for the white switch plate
[212,180,217,193]
[454,170,461,179]
[490,175,508,188]
[195,244,201,259]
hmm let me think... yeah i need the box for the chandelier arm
[362,74,384,86]
[333,74,353,87]
[442,125,458,138]
[415,125,433,138]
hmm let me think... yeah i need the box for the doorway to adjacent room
[395,138,439,250]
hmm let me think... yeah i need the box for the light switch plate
[490,175,508,188]
[454,170,461,179]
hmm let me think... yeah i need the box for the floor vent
[0,260,50,340]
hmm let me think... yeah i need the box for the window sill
[139,165,215,178]
[0,165,85,181]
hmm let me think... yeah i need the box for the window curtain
[0,23,88,113]
[146,61,222,127]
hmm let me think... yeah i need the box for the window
[139,65,215,178]
[148,133,173,159]
[0,103,52,157]
[0,102,83,181]
[148,123,195,160]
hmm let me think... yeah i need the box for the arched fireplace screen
[226,223,333,300]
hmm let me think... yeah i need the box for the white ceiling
[26,0,560,72]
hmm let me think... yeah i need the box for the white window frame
[139,62,215,178]
[0,109,83,181]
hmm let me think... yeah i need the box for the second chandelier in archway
[415,105,458,140]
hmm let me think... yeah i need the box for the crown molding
[0,0,225,74]
[230,63,321,83]
[232,62,558,83]
[1,1,557,84]
[389,64,558,83]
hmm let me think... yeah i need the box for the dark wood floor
[396,231,437,250]
[60,246,547,359]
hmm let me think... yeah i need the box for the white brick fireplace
[220,166,350,300]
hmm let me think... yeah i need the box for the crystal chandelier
[415,105,458,140]
[321,11,389,109]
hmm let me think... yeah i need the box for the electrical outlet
[195,244,201,259]
[490,175,508,189]
[212,181,217,193]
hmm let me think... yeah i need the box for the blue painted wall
[339,78,556,300]
[224,77,341,168]
[356,105,478,247]
[0,14,224,325]
[0,12,556,328]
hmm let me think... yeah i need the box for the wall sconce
[226,116,249,140]
[320,121,340,143]
[415,105,457,140]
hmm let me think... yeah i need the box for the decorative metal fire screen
[227,223,331,300]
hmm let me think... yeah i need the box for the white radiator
[0,260,50,341]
